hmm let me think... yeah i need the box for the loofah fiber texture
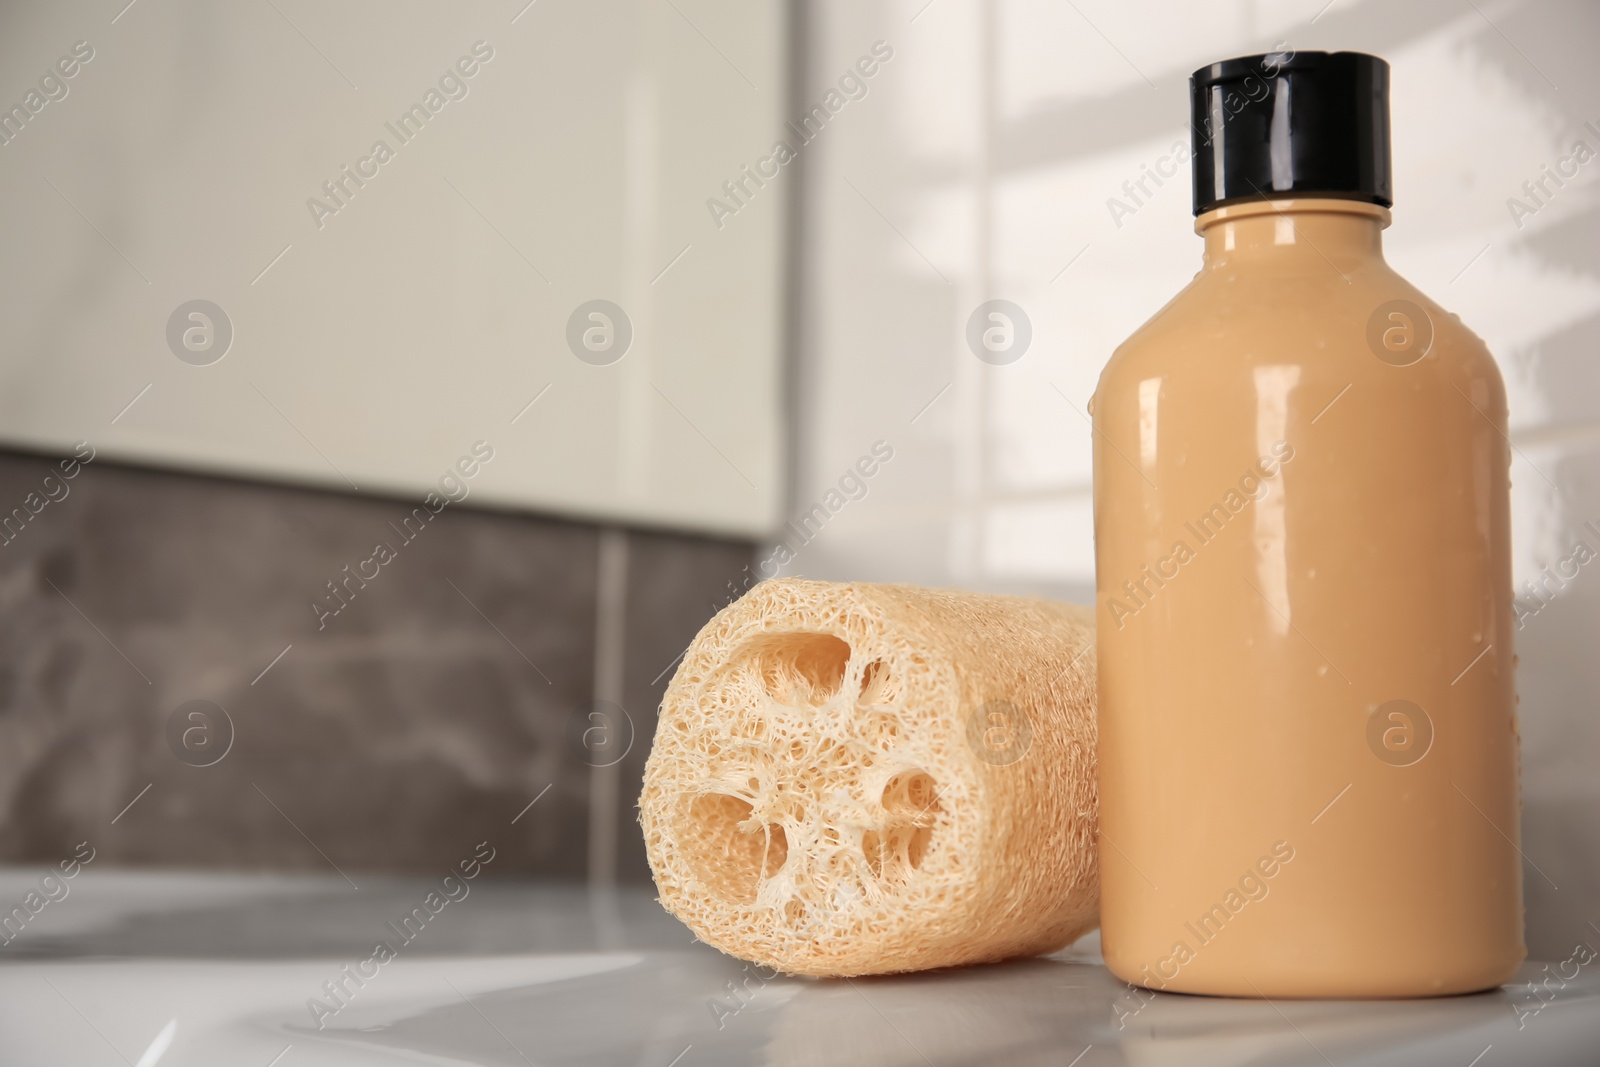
[639,578,1098,977]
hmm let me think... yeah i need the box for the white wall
[787,0,1600,958]
[0,0,786,537]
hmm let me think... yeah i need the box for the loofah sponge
[639,578,1099,977]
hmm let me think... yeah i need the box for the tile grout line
[588,528,629,888]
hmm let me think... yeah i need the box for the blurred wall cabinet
[0,0,786,536]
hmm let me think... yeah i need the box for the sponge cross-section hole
[864,770,942,882]
[745,632,852,706]
[858,658,900,704]
[680,794,789,905]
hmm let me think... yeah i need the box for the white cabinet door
[0,0,786,537]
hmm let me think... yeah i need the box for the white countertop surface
[0,869,1594,1066]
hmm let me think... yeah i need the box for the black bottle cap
[1189,50,1391,216]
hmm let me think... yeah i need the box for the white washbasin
[0,869,1594,1065]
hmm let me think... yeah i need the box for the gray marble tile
[0,450,753,883]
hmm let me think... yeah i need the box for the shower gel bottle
[1092,51,1524,997]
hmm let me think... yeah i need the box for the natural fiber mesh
[639,578,1099,977]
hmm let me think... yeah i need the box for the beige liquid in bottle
[1092,52,1524,998]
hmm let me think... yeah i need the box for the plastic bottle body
[1092,199,1525,998]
